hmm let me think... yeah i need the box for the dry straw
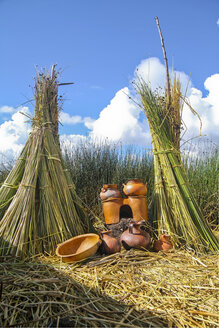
[0,250,218,327]
[0,66,93,258]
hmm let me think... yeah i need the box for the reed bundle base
[0,249,218,327]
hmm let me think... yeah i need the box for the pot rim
[102,184,118,189]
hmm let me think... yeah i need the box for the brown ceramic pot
[153,234,173,252]
[123,179,147,196]
[100,184,121,200]
[120,220,151,250]
[100,230,121,255]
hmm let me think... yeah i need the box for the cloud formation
[86,87,150,145]
[59,112,83,125]
[0,106,31,158]
[0,106,16,114]
[182,74,219,141]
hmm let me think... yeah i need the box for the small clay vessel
[100,230,121,255]
[100,184,121,201]
[153,234,173,252]
[123,179,147,196]
[120,220,151,250]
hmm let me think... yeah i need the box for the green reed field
[62,140,218,228]
[0,140,218,228]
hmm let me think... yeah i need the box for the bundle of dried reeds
[0,67,93,258]
[135,76,218,252]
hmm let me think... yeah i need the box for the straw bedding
[1,250,218,327]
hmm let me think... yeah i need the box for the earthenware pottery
[153,234,173,252]
[120,220,151,250]
[100,184,121,200]
[100,230,121,254]
[123,179,147,196]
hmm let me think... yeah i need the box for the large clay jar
[100,230,121,255]
[153,234,173,252]
[123,179,147,196]
[120,220,151,250]
[100,184,122,224]
[100,184,121,200]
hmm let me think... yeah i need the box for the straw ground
[0,249,218,327]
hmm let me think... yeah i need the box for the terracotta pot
[100,230,121,255]
[123,179,147,196]
[153,234,173,252]
[100,184,121,200]
[126,196,148,221]
[102,197,123,224]
[120,220,151,250]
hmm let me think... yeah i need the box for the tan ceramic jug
[100,184,121,200]
[123,179,147,196]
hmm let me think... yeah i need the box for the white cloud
[87,87,150,145]
[60,112,82,124]
[0,105,16,114]
[217,18,219,26]
[182,74,219,141]
[0,107,31,158]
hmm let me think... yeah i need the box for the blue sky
[0,0,219,157]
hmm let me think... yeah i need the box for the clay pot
[100,230,121,255]
[120,220,151,250]
[153,234,173,252]
[123,179,147,196]
[100,184,121,201]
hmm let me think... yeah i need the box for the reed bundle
[0,67,92,258]
[134,77,218,253]
[1,250,218,327]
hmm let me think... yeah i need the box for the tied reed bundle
[0,66,93,258]
[134,76,218,253]
[134,17,218,253]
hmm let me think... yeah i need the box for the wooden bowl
[56,233,102,263]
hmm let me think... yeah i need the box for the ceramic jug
[153,234,173,252]
[100,184,121,201]
[123,179,147,196]
[100,230,121,255]
[120,220,151,250]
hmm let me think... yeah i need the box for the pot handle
[129,222,134,234]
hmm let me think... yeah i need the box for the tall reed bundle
[0,67,92,258]
[135,77,218,252]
